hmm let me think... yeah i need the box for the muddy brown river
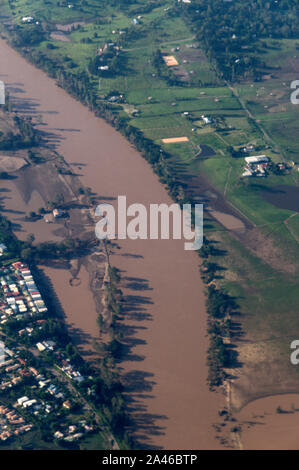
[0,38,222,449]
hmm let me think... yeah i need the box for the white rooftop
[245,155,269,164]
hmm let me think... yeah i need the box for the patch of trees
[0,171,13,180]
[91,264,132,446]
[206,285,237,320]
[0,215,22,256]
[11,24,45,47]
[88,47,127,77]
[0,115,41,150]
[20,238,89,263]
[180,0,299,81]
[198,237,239,389]
[3,317,68,349]
[227,146,243,159]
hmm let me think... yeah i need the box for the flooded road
[0,38,222,449]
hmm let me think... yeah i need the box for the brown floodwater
[0,179,63,242]
[237,394,299,450]
[0,38,223,449]
[262,185,299,212]
[43,264,99,361]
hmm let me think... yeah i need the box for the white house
[17,396,29,406]
[202,115,212,124]
[36,342,46,352]
[245,155,270,164]
[22,16,34,23]
[23,399,37,408]
[53,208,64,218]
[0,243,7,256]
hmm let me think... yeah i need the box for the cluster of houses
[54,420,94,443]
[0,350,56,402]
[0,263,85,384]
[242,155,271,177]
[38,378,63,399]
[0,346,91,442]
[0,405,32,441]
[0,260,95,444]
[21,16,39,25]
[56,356,85,383]
[0,262,47,325]
[97,42,120,72]
[36,340,56,353]
[17,395,52,416]
[15,367,70,418]
[18,319,47,338]
[0,345,91,442]
[1,349,72,419]
[17,372,64,405]
[0,348,32,391]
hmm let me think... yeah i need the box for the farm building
[53,208,64,218]
[245,155,270,164]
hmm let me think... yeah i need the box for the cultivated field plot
[162,137,189,143]
[163,55,179,66]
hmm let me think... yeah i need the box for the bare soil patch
[50,31,70,42]
[236,394,299,449]
[56,22,86,31]
[162,136,189,143]
[163,55,179,66]
[0,155,26,172]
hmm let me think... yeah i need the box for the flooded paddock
[262,185,299,212]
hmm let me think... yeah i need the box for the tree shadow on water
[122,370,168,450]
[116,269,168,448]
